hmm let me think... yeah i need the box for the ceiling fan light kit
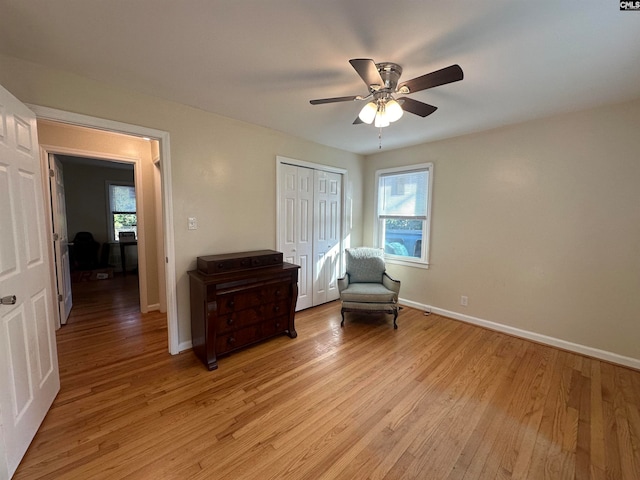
[358,98,404,126]
[384,99,404,122]
[374,106,390,128]
[310,59,464,138]
[358,101,378,124]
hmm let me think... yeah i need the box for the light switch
[188,217,197,230]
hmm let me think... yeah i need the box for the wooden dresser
[188,250,299,370]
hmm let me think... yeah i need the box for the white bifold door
[279,164,342,310]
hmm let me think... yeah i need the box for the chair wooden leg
[393,309,398,329]
[340,309,345,327]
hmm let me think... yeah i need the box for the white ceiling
[1,1,639,155]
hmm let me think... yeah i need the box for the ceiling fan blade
[310,95,359,105]
[349,59,384,90]
[398,64,463,94]
[353,116,364,125]
[400,98,438,117]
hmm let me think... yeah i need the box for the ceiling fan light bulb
[358,102,377,124]
[386,99,404,122]
[375,112,390,128]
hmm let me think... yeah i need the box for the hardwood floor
[14,276,640,479]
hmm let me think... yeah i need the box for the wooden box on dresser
[188,250,300,370]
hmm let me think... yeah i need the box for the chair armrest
[382,272,401,300]
[338,275,349,293]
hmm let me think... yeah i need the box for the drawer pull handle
[228,337,236,345]
[218,263,225,269]
[275,289,281,296]
[274,305,280,312]
[226,318,234,326]
[228,300,235,308]
[276,322,281,329]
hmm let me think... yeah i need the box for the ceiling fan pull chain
[378,128,383,149]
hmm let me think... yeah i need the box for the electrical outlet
[188,217,198,230]
[460,295,468,307]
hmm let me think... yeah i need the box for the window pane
[378,170,428,217]
[383,218,423,258]
[111,185,136,213]
[113,213,137,242]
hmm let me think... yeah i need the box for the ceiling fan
[310,59,463,128]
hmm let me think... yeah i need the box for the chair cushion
[340,283,397,303]
[342,301,397,313]
[346,247,386,283]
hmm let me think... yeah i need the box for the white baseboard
[399,298,640,370]
[178,340,193,353]
[147,303,160,312]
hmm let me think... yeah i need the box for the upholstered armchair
[338,247,401,329]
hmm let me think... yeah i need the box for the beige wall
[37,121,161,309]
[363,99,640,361]
[0,53,365,346]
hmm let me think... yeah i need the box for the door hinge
[53,233,59,241]
[49,169,55,178]
[58,294,63,302]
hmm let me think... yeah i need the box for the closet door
[312,170,342,305]
[279,165,313,310]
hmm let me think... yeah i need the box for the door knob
[1,295,17,305]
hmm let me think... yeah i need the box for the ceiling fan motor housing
[375,62,403,92]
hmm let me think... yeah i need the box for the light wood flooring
[13,275,640,479]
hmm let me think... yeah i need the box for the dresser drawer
[216,282,291,314]
[249,253,283,269]
[260,315,289,337]
[217,306,264,334]
[263,282,291,301]
[217,288,263,314]
[216,298,291,334]
[216,325,261,355]
[264,298,291,318]
[197,250,283,275]
[208,256,253,274]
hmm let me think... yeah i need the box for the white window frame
[106,181,136,242]
[374,163,434,268]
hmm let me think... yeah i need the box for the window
[107,182,137,242]
[375,163,433,267]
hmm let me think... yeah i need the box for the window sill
[385,256,430,269]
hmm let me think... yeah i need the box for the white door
[0,84,60,478]
[312,170,342,305]
[49,154,72,325]
[279,164,313,310]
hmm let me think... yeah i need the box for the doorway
[51,153,143,324]
[39,121,162,317]
[30,106,179,354]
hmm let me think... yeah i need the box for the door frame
[29,105,180,355]
[275,156,350,300]
[42,147,147,322]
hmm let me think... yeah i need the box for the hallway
[55,274,170,380]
